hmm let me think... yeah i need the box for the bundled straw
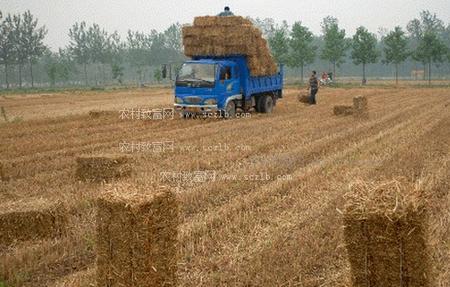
[75,154,132,183]
[88,110,116,119]
[298,94,310,104]
[353,96,369,118]
[333,96,369,117]
[343,179,431,287]
[0,198,67,247]
[334,105,354,116]
[183,16,278,76]
[96,183,178,287]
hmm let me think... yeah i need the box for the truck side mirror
[161,65,167,79]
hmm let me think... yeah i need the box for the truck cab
[174,56,283,117]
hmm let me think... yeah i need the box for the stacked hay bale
[343,180,431,287]
[353,96,369,118]
[182,16,277,77]
[96,183,178,287]
[0,198,67,247]
[76,154,132,183]
[333,95,369,117]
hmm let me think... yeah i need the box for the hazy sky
[1,0,449,49]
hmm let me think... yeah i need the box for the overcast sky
[1,0,449,49]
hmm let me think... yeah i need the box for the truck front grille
[184,96,202,104]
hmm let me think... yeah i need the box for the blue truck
[172,55,283,118]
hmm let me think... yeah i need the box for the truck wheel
[261,95,274,113]
[225,101,236,118]
[256,96,264,113]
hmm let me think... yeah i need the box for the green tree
[383,26,410,84]
[268,21,289,64]
[414,32,447,85]
[68,22,90,86]
[17,11,47,87]
[0,13,15,89]
[351,26,379,85]
[86,23,109,84]
[289,21,316,83]
[153,68,162,83]
[321,16,348,79]
[127,30,150,85]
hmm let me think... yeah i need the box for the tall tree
[86,23,109,84]
[351,26,379,85]
[289,21,316,83]
[68,22,90,86]
[383,26,410,84]
[0,13,15,89]
[252,17,276,38]
[268,21,289,64]
[414,32,447,85]
[321,16,348,80]
[127,30,150,85]
[18,11,47,87]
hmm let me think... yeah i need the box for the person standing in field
[307,71,319,105]
[218,6,234,16]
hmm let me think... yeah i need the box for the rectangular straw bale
[334,105,354,116]
[88,110,116,118]
[96,184,178,287]
[75,154,132,183]
[193,16,218,27]
[0,198,67,247]
[298,94,310,104]
[343,180,431,287]
[353,96,369,118]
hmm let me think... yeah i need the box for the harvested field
[0,86,449,286]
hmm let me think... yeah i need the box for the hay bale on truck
[343,180,431,287]
[0,198,67,247]
[96,183,178,287]
[173,16,284,117]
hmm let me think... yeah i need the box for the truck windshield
[176,63,216,88]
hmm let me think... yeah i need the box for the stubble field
[0,85,449,286]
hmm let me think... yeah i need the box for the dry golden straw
[343,179,431,287]
[96,183,178,287]
[183,16,277,76]
[75,154,132,183]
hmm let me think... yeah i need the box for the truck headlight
[175,97,183,104]
[204,98,217,105]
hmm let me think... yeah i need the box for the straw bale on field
[334,105,354,116]
[353,96,369,118]
[343,180,431,287]
[183,16,277,76]
[88,110,116,119]
[0,198,67,247]
[298,94,310,104]
[75,154,132,183]
[96,183,178,287]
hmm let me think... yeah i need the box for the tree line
[0,10,449,89]
[266,11,449,85]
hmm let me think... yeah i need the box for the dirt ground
[0,86,449,286]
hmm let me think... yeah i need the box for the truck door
[218,65,240,98]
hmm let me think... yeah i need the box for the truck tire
[261,95,274,113]
[255,95,264,113]
[225,101,236,118]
